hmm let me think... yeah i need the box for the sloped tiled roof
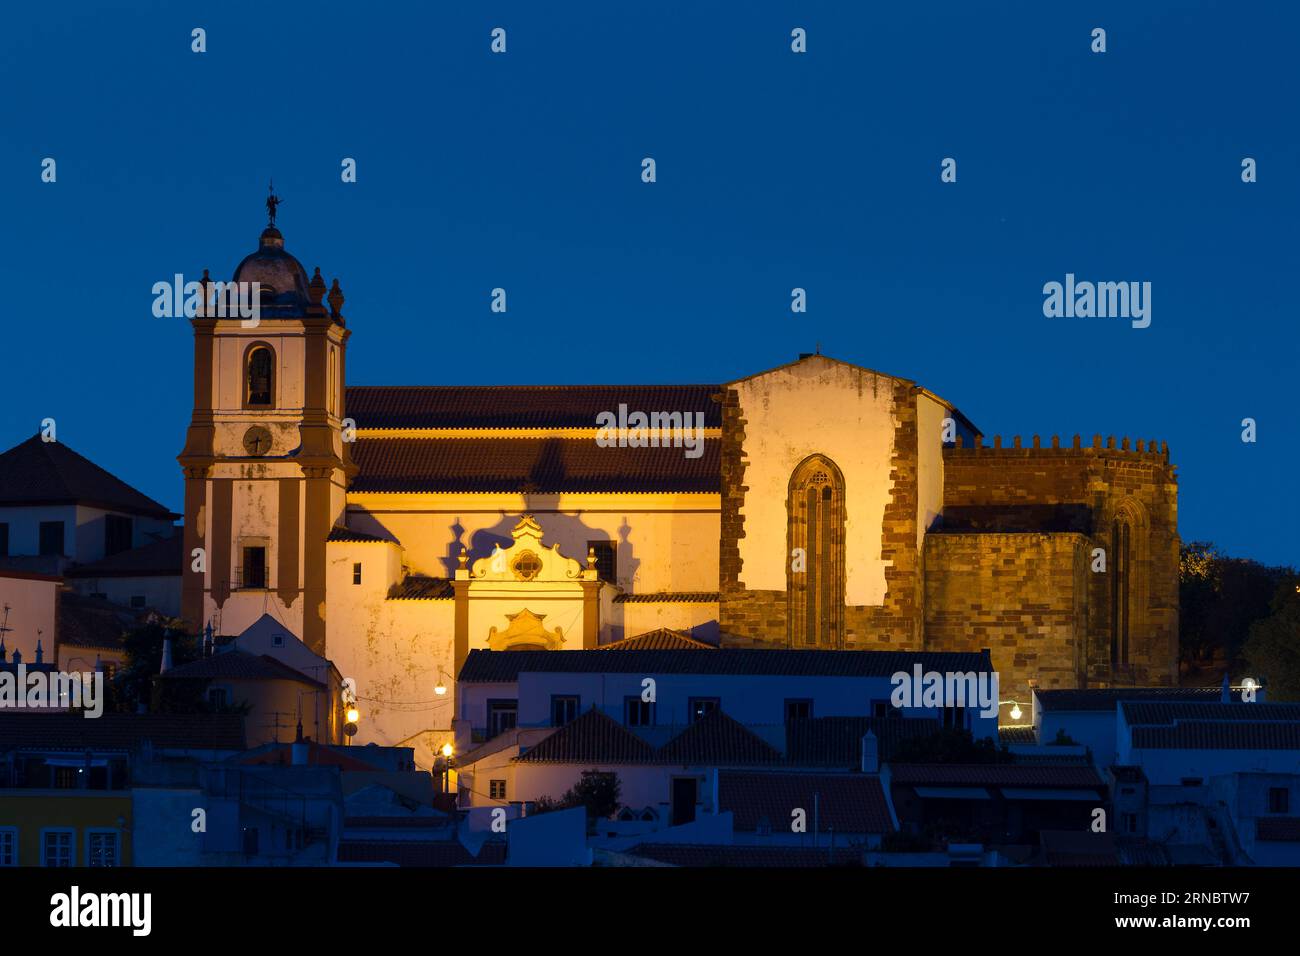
[350,437,720,494]
[718,771,893,834]
[159,650,324,688]
[1036,687,1221,712]
[1256,817,1300,842]
[0,713,245,752]
[1131,722,1300,750]
[345,385,722,430]
[514,708,655,764]
[999,726,1038,745]
[785,716,945,767]
[65,533,182,578]
[460,648,993,683]
[387,576,454,600]
[613,592,720,604]
[657,710,783,765]
[600,629,716,651]
[327,526,394,544]
[0,435,177,518]
[56,591,146,649]
[888,764,1105,788]
[1121,701,1300,725]
[626,843,861,867]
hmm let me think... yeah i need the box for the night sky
[1,1,1295,565]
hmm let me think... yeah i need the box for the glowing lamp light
[435,681,447,696]
[1009,702,1023,721]
[346,707,360,723]
[441,743,454,759]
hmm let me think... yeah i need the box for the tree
[533,770,622,821]
[111,618,201,713]
[1243,576,1300,700]
[1179,541,1293,671]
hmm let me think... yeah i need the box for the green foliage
[1243,576,1300,700]
[1050,728,1078,746]
[1179,541,1293,668]
[889,727,1012,765]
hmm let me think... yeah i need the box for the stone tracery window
[787,455,846,648]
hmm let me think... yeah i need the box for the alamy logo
[50,887,151,936]
[152,274,262,327]
[1042,273,1151,328]
[0,665,104,718]
[595,405,705,459]
[890,665,1000,719]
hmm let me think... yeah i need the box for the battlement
[946,433,1171,465]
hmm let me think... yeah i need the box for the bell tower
[178,198,354,653]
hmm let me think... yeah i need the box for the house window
[489,780,507,801]
[1269,788,1290,814]
[242,827,259,856]
[242,546,267,589]
[872,699,894,719]
[487,700,518,738]
[1180,777,1203,788]
[1111,518,1131,665]
[1123,813,1138,835]
[105,515,133,556]
[53,766,79,789]
[0,828,15,865]
[784,699,813,721]
[551,695,579,727]
[86,830,119,867]
[352,563,362,585]
[208,687,229,709]
[787,455,846,647]
[39,521,65,557]
[625,697,654,727]
[942,705,966,731]
[587,541,617,584]
[41,829,74,867]
[246,345,275,407]
[0,522,9,557]
[688,697,720,723]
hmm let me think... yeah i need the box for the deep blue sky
[1,1,1295,566]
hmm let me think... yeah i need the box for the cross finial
[266,179,283,226]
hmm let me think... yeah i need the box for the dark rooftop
[718,771,893,834]
[159,650,324,688]
[0,712,245,752]
[1036,687,1222,712]
[0,435,177,519]
[65,532,182,578]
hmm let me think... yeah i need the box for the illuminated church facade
[178,222,1180,761]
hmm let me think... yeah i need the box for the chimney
[203,621,214,658]
[291,720,309,766]
[861,730,879,774]
[159,638,173,674]
[1220,673,1231,704]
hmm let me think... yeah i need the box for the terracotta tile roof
[626,843,861,867]
[999,726,1037,745]
[65,533,182,578]
[1121,701,1300,725]
[56,591,147,650]
[784,717,945,767]
[1256,817,1300,842]
[345,385,723,430]
[612,592,720,604]
[350,437,720,493]
[1131,722,1300,750]
[326,526,393,544]
[159,650,325,688]
[514,708,655,764]
[0,435,177,518]
[460,648,993,683]
[337,840,507,866]
[888,763,1105,788]
[1036,687,1221,712]
[718,771,894,834]
[0,712,245,752]
[600,629,716,651]
[657,710,783,765]
[387,576,454,600]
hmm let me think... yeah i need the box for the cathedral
[178,219,1180,761]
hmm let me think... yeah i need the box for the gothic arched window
[787,455,846,648]
[1109,498,1150,670]
[245,345,275,408]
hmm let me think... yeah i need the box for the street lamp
[434,666,454,696]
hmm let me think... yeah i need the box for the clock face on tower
[242,425,273,457]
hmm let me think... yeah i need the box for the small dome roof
[233,227,311,315]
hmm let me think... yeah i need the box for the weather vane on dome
[266,179,283,227]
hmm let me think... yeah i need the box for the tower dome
[233,226,312,316]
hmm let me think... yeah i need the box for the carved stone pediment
[487,608,565,651]
[470,515,584,582]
